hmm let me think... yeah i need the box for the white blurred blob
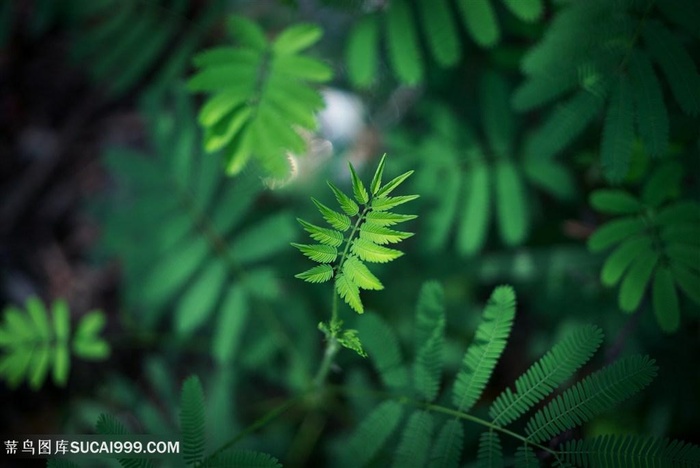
[318,88,366,147]
[266,87,368,189]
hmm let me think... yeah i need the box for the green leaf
[370,154,387,196]
[295,264,335,283]
[629,51,669,158]
[366,211,417,227]
[644,20,700,116]
[670,263,700,305]
[477,431,504,468]
[335,273,363,313]
[342,401,404,466]
[652,266,680,333]
[292,243,338,264]
[202,450,282,468]
[272,23,323,54]
[392,411,434,468]
[180,375,206,465]
[338,329,367,357]
[590,190,642,214]
[351,238,404,263]
[457,162,490,256]
[456,0,499,47]
[297,219,344,247]
[601,236,652,286]
[588,217,644,252]
[312,198,352,231]
[495,160,529,246]
[328,181,360,216]
[429,420,463,468]
[359,314,409,389]
[619,248,658,312]
[453,286,516,413]
[360,222,413,245]
[413,320,444,402]
[348,163,370,204]
[212,286,249,364]
[514,446,540,468]
[371,195,420,212]
[346,15,379,88]
[386,0,423,84]
[526,355,658,443]
[343,255,384,290]
[227,15,267,50]
[490,325,604,426]
[376,170,415,198]
[601,76,635,183]
[175,260,227,335]
[503,0,543,22]
[559,435,700,468]
[417,0,460,67]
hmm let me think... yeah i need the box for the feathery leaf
[180,376,206,464]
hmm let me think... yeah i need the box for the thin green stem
[313,336,340,388]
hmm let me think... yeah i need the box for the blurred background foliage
[0,0,698,466]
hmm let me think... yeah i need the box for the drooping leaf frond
[188,16,332,176]
[453,286,516,413]
[392,411,434,468]
[359,314,409,389]
[429,419,464,468]
[525,355,658,443]
[342,400,405,467]
[294,155,417,318]
[489,325,604,426]
[0,298,109,390]
[558,435,700,467]
[477,430,504,468]
[180,375,206,465]
[514,446,540,468]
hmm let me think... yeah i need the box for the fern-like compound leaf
[297,219,344,247]
[295,264,335,284]
[342,400,404,467]
[558,434,700,467]
[180,375,206,465]
[370,154,387,196]
[312,198,352,231]
[453,286,516,413]
[375,170,415,198]
[600,236,651,286]
[0,298,109,390]
[495,160,529,246]
[392,411,434,468]
[525,355,658,443]
[189,15,331,176]
[346,14,380,87]
[477,431,504,468]
[514,446,540,468]
[489,325,604,426]
[417,0,460,67]
[413,321,444,403]
[291,243,338,264]
[95,414,155,468]
[429,419,464,468]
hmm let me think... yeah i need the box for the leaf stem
[313,336,340,388]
